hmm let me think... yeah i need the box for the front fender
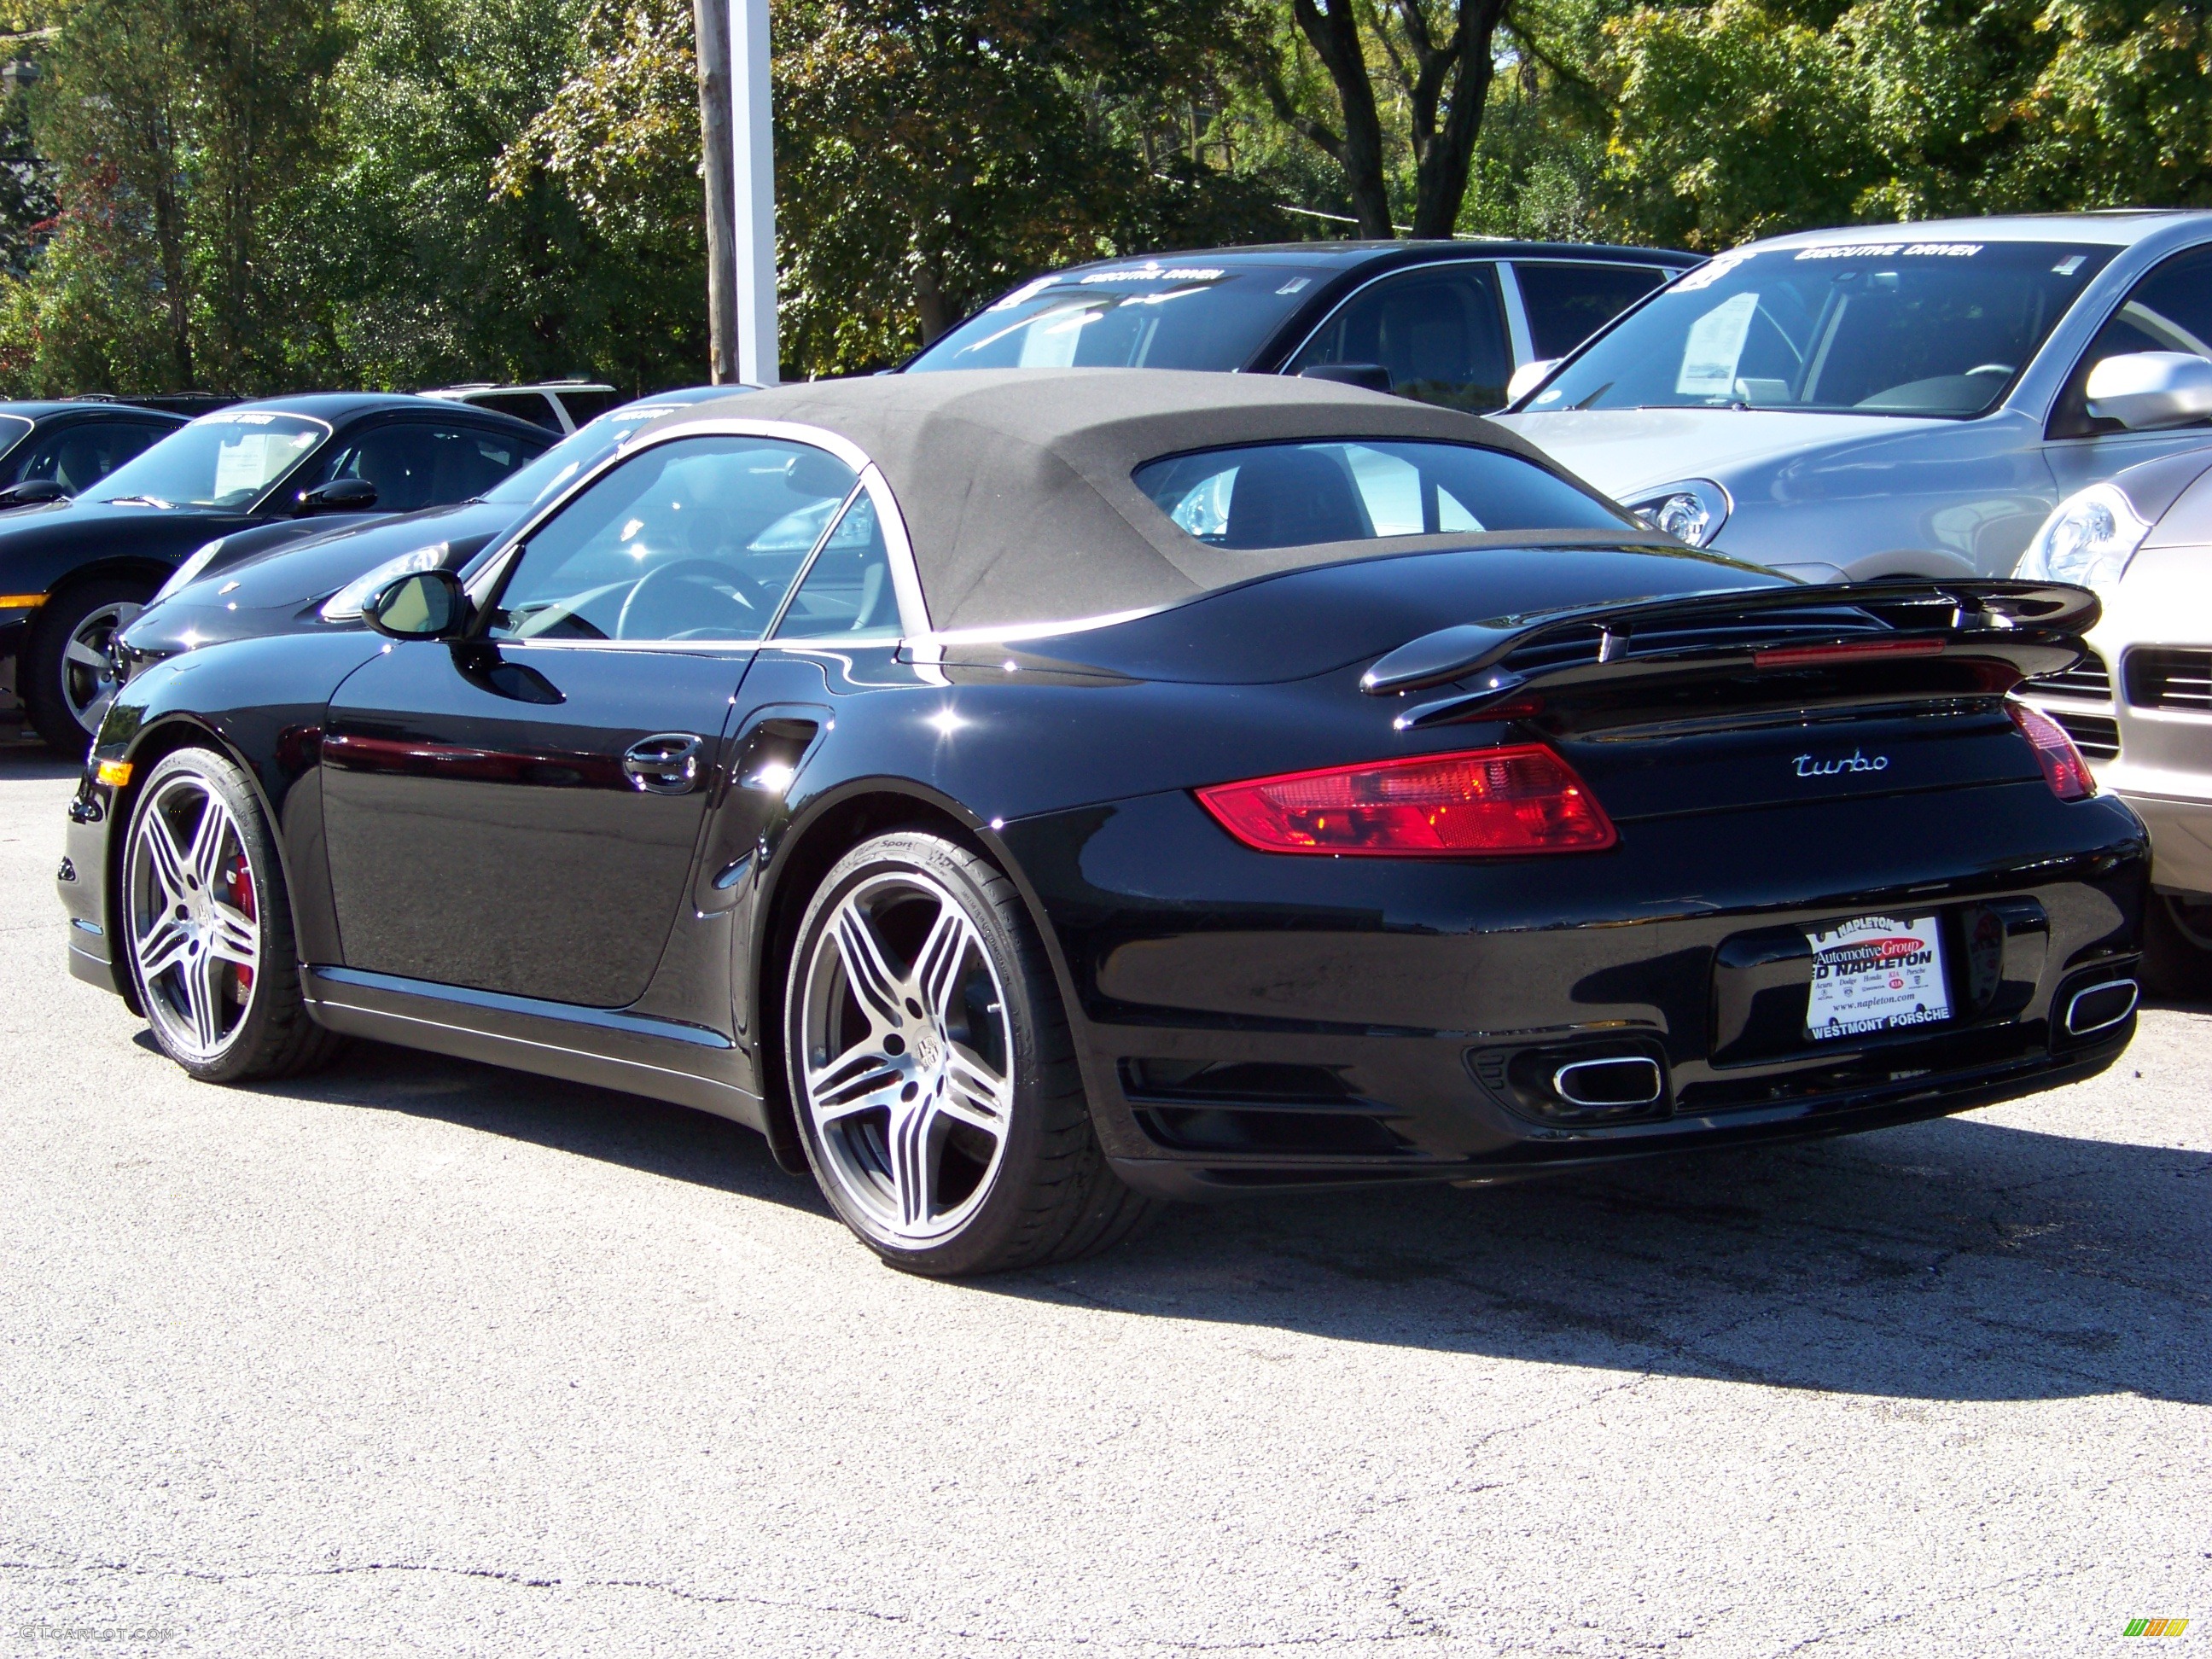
[89,632,392,970]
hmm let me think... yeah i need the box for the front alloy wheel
[786,831,1155,1276]
[120,748,340,1082]
[126,765,261,1063]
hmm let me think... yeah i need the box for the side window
[2052,247,2212,438]
[1289,265,1513,412]
[322,422,544,513]
[15,421,172,494]
[1513,262,1667,360]
[555,389,623,424]
[488,435,858,643]
[470,391,563,431]
[772,493,902,640]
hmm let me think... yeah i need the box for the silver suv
[1497,212,2212,581]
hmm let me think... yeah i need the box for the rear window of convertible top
[1132,439,1635,550]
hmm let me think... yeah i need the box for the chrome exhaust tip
[2063,978,2139,1038]
[1551,1055,1664,1109]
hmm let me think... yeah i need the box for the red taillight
[2008,701,2096,800]
[1195,745,1616,856]
[1754,637,1945,670]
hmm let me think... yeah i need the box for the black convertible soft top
[650,369,1665,634]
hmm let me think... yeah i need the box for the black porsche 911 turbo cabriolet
[59,370,2146,1277]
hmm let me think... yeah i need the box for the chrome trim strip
[1497,263,1534,366]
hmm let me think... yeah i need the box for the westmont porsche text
[60,372,2146,1276]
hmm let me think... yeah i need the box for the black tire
[120,747,343,1083]
[24,576,149,754]
[783,830,1156,1277]
[2142,891,2212,1004]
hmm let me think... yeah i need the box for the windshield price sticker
[1805,914,1951,1041]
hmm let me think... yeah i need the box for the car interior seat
[1221,446,1372,548]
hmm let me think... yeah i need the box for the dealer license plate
[1804,914,1951,1042]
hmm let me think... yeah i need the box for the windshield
[1528,239,2116,419]
[908,262,1330,372]
[480,393,726,508]
[90,411,327,508]
[1135,440,1635,550]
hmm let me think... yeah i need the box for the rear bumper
[2115,789,2212,899]
[1004,781,2149,1196]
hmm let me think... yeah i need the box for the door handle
[622,733,706,795]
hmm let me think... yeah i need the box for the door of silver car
[2043,244,2212,498]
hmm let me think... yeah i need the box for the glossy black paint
[62,538,2148,1197]
[904,240,1701,378]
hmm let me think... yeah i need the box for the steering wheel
[615,559,773,641]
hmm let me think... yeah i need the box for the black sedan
[60,371,2145,1278]
[1,393,550,751]
[904,241,1697,410]
[0,399,184,509]
[114,386,740,683]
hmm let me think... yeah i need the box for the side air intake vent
[1119,1059,1415,1157]
[2026,651,2111,700]
[2126,649,2212,713]
[2046,708,2119,760]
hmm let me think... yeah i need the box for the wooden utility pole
[693,0,739,384]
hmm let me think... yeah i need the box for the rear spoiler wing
[1359,579,2100,731]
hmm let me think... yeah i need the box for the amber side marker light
[0,592,47,609]
[2007,701,2095,800]
[1196,744,1616,856]
[94,760,131,789]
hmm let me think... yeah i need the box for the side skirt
[302,965,767,1132]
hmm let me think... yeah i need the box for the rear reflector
[2007,700,2096,800]
[1754,637,1945,669]
[1196,744,1616,856]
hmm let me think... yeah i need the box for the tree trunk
[1406,0,1508,239]
[1291,0,1394,237]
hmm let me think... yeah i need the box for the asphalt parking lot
[2,749,2206,1657]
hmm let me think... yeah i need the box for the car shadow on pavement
[1004,1112,2211,1407]
[245,1035,2211,1408]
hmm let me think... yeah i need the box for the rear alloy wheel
[786,831,1155,1276]
[25,578,146,753]
[122,748,340,1083]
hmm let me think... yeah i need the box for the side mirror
[364,569,469,640]
[0,479,68,508]
[1298,362,1394,395]
[1507,358,1561,405]
[2084,351,2212,431]
[296,477,378,515]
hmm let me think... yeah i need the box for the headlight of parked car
[2013,482,2151,592]
[321,544,451,622]
[1626,479,1730,548]
[153,538,226,603]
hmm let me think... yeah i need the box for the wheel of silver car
[784,830,1155,1276]
[797,864,1015,1247]
[126,766,261,1064]
[120,748,341,1083]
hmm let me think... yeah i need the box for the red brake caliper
[224,855,255,997]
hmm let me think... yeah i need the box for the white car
[2016,450,2212,990]
[422,380,625,434]
[1498,212,2212,582]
